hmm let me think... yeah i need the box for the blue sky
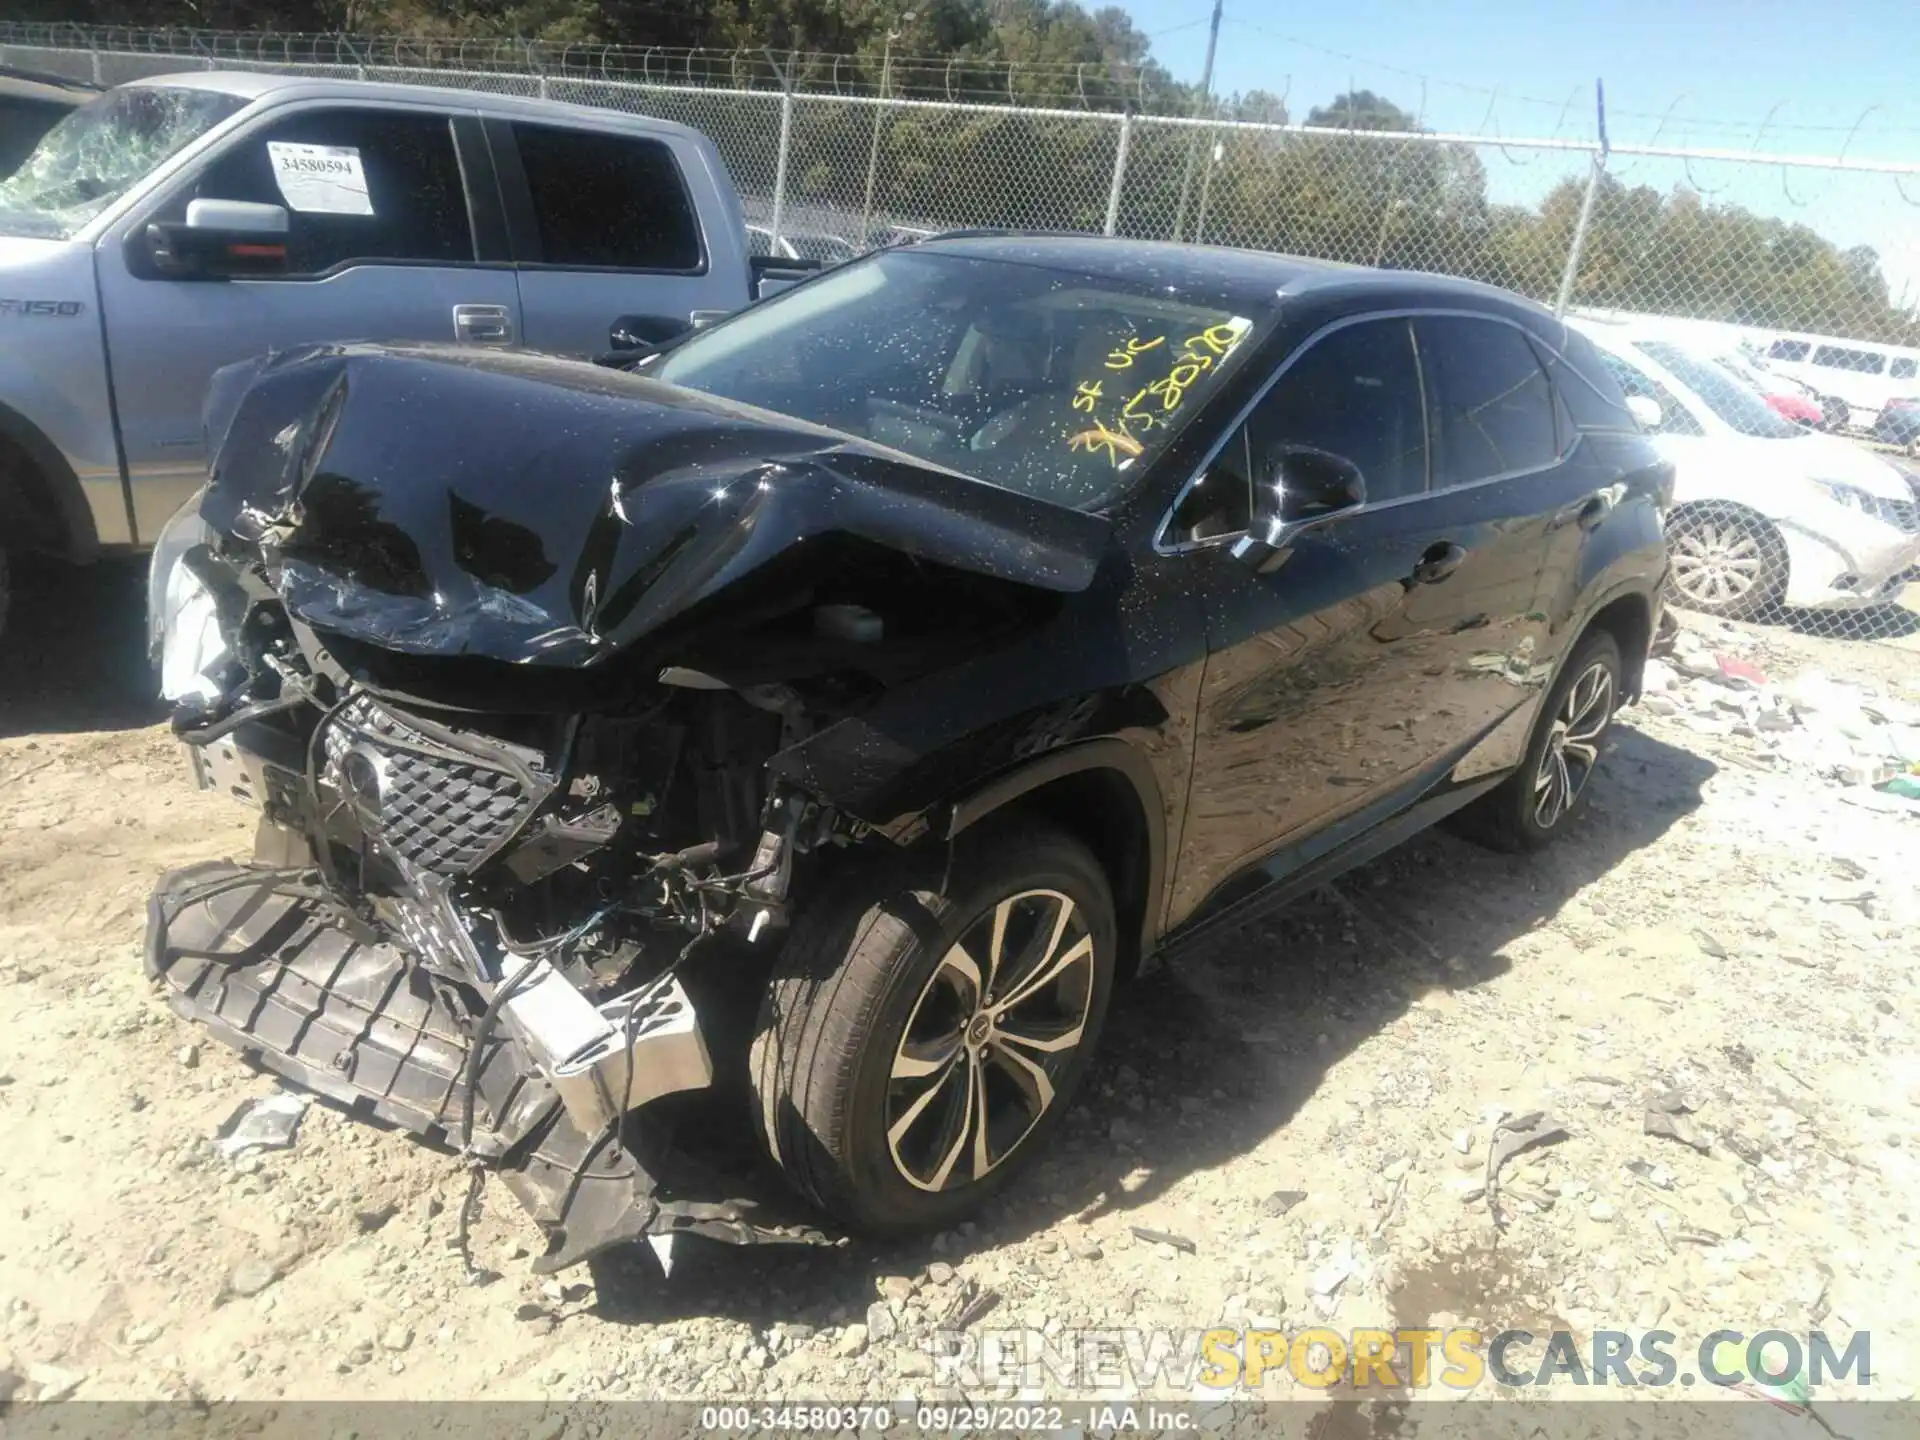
[1116,0,1920,301]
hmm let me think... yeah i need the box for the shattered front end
[145,343,1102,1273]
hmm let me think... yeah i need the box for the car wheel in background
[1665,506,1788,620]
[1447,629,1622,854]
[751,821,1116,1233]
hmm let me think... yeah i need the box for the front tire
[751,821,1116,1233]
[1666,507,1787,619]
[1447,629,1621,854]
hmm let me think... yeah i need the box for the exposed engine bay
[146,342,1113,1272]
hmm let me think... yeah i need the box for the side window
[1417,316,1558,484]
[1541,330,1637,433]
[1595,351,1705,437]
[1248,318,1429,502]
[511,124,702,270]
[1768,339,1811,362]
[1812,345,1885,375]
[1167,318,1426,544]
[1890,357,1917,381]
[182,109,472,275]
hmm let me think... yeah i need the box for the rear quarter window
[1767,339,1811,362]
[1542,329,1638,432]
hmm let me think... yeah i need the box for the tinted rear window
[1544,328,1639,432]
[512,123,702,270]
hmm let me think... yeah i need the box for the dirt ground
[2,557,1918,1416]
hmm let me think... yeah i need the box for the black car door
[1407,314,1604,777]
[1164,311,1574,927]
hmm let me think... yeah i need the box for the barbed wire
[7,18,1919,145]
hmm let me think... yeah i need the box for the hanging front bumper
[143,862,831,1271]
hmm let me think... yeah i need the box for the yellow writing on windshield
[1068,316,1252,467]
[1067,418,1145,462]
[1104,335,1166,370]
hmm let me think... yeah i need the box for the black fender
[1566,575,1660,700]
[0,398,100,562]
[943,736,1167,966]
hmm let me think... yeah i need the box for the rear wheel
[1447,630,1621,853]
[1666,507,1787,619]
[751,821,1116,1233]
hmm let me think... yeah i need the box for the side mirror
[1230,444,1367,573]
[1625,394,1664,431]
[608,313,693,354]
[144,199,290,280]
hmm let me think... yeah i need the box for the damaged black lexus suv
[146,235,1671,1273]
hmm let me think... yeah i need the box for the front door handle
[452,303,514,345]
[1410,540,1468,585]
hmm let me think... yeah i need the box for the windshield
[654,249,1264,510]
[1635,340,1802,439]
[0,85,246,240]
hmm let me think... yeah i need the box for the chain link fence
[4,26,1918,648]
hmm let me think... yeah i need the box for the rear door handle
[452,303,514,345]
[1410,541,1468,584]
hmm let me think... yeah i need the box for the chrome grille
[322,694,551,876]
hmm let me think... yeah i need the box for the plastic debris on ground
[214,1090,311,1158]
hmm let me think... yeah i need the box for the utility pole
[1171,0,1224,243]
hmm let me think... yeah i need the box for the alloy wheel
[1534,661,1614,829]
[885,889,1095,1192]
[1669,519,1765,609]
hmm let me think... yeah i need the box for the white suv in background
[1759,333,1920,429]
[1572,319,1920,618]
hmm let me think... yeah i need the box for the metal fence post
[89,46,102,84]
[1193,129,1220,245]
[769,87,794,248]
[1553,151,1605,316]
[1104,109,1134,238]
[859,96,888,247]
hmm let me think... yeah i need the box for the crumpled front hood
[200,343,1111,668]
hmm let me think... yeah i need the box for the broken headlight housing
[146,489,229,703]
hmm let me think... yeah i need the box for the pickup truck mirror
[1230,444,1367,573]
[143,199,290,280]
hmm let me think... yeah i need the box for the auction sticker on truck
[266,142,373,215]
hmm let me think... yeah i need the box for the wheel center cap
[966,1014,993,1046]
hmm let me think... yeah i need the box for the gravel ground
[2,559,1918,1417]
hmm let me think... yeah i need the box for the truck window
[178,108,473,275]
[1890,357,1918,381]
[510,123,702,271]
[1766,339,1810,362]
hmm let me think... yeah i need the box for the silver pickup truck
[0,71,762,635]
